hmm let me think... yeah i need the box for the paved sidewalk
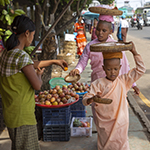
[0,32,150,150]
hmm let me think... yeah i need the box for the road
[124,25,150,121]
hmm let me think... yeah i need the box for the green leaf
[2,10,8,15]
[0,32,4,36]
[5,14,10,21]
[5,30,12,36]
[0,15,4,21]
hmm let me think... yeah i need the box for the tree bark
[39,29,57,91]
[34,0,42,41]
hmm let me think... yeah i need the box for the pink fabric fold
[99,14,114,22]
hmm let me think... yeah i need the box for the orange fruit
[64,67,68,71]
[52,101,58,105]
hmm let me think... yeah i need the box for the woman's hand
[55,60,68,71]
[129,41,138,56]
[36,67,45,76]
[69,69,80,76]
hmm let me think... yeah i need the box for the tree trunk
[34,4,42,41]
[39,28,57,91]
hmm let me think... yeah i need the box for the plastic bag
[117,24,122,41]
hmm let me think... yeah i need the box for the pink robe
[82,55,146,150]
[75,37,136,87]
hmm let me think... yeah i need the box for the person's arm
[33,59,68,70]
[83,81,102,106]
[83,24,86,38]
[90,26,93,34]
[69,44,90,76]
[22,65,44,90]
[74,23,77,32]
[124,42,146,90]
[120,51,139,94]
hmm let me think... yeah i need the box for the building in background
[119,1,134,17]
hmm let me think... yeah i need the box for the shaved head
[97,20,112,30]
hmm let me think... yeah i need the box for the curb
[127,91,150,132]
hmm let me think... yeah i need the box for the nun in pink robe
[82,54,145,150]
[75,14,136,87]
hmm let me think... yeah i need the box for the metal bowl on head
[64,74,81,84]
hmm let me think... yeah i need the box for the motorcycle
[137,19,144,30]
[131,19,137,27]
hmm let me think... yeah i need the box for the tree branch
[31,0,74,56]
[42,0,47,11]
[77,0,80,16]
[56,16,77,35]
[51,0,60,14]
[56,0,87,36]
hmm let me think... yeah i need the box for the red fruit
[68,85,73,89]
[49,89,53,94]
[62,85,67,89]
[76,82,80,86]
[45,100,51,105]
[46,94,52,99]
[72,88,75,91]
[59,92,65,98]
[62,99,67,104]
[70,91,76,97]
[56,98,61,103]
[62,87,68,91]
[80,121,87,127]
[35,98,39,102]
[55,85,60,90]
[79,87,83,91]
[39,91,44,95]
[53,94,59,99]
[75,94,79,99]
[57,89,63,94]
[40,101,45,105]
[59,102,64,105]
[61,97,67,102]
[65,95,71,100]
[63,90,68,95]
[34,95,38,99]
[50,97,56,103]
[52,89,57,94]
[66,91,70,95]
[44,90,49,95]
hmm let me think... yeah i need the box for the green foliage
[0,8,26,26]
[0,0,12,6]
[24,46,35,58]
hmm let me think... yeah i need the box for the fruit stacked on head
[35,84,79,106]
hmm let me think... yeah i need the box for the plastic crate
[70,96,85,111]
[71,110,86,118]
[42,106,71,125]
[43,120,71,141]
[70,117,93,137]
